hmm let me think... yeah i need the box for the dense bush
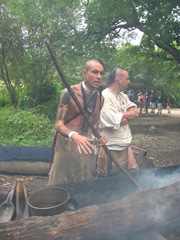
[0,83,11,107]
[0,107,55,147]
[32,99,58,121]
[39,81,57,104]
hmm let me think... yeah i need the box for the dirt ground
[131,108,180,169]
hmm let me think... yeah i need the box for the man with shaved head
[49,59,107,185]
[98,68,139,176]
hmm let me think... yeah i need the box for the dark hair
[107,68,118,86]
[99,82,108,92]
[84,58,105,71]
[107,68,126,86]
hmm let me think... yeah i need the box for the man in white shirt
[98,68,139,176]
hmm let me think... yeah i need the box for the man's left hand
[97,134,108,145]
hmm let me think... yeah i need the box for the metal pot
[27,186,70,217]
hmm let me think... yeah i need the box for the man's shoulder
[120,91,128,97]
[102,88,109,96]
[61,83,81,98]
[71,83,81,90]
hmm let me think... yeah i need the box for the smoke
[134,165,180,190]
[105,167,180,240]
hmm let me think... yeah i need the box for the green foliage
[0,107,54,147]
[84,0,180,63]
[112,44,180,105]
[32,99,58,121]
[0,0,179,110]
[0,83,11,107]
[36,81,57,104]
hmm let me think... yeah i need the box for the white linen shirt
[99,88,137,151]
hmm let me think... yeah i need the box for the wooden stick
[132,145,147,156]
[15,180,23,220]
[22,182,29,219]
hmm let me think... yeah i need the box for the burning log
[0,181,179,240]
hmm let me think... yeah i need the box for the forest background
[0,0,179,147]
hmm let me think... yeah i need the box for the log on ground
[0,160,49,175]
[0,181,179,240]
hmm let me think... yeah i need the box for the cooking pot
[27,186,70,216]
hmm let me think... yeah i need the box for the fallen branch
[132,145,147,156]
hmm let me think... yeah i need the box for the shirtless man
[48,59,107,185]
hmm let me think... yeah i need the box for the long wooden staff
[45,39,141,191]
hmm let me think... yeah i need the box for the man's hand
[122,107,139,120]
[96,134,108,145]
[120,116,128,126]
[120,107,139,126]
[71,134,95,154]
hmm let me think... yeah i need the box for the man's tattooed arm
[55,90,72,137]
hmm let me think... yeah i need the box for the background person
[144,91,150,114]
[137,92,143,110]
[48,58,107,185]
[127,88,135,102]
[166,98,171,113]
[139,93,145,114]
[157,90,163,114]
[98,68,139,176]
[149,90,157,113]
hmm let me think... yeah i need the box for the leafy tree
[1,0,179,109]
[0,1,24,105]
[0,0,76,106]
[84,0,180,63]
[10,0,56,107]
[112,43,180,105]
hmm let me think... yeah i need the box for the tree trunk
[0,181,179,240]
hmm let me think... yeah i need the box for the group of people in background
[128,89,172,114]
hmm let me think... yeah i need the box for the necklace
[81,83,97,115]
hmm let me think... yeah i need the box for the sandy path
[162,108,180,118]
